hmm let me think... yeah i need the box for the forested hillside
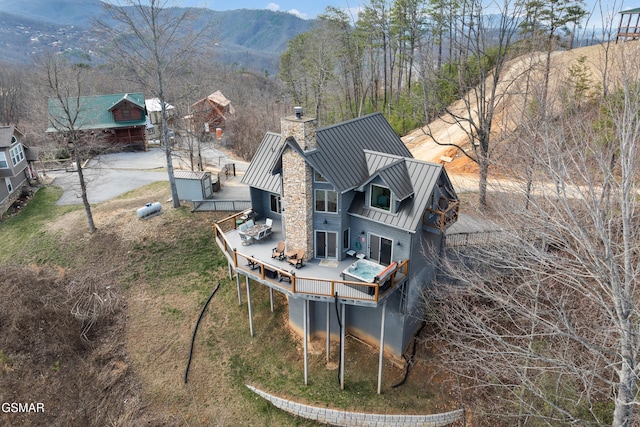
[0,0,313,72]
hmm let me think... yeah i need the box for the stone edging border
[246,384,465,427]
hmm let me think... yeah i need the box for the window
[120,108,131,119]
[343,228,350,250]
[315,189,337,213]
[9,145,24,166]
[369,234,393,266]
[0,152,8,169]
[371,184,391,211]
[314,170,328,182]
[270,194,281,214]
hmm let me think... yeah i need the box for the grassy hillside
[0,184,458,425]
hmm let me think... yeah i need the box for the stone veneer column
[281,113,317,260]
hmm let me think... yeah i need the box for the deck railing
[424,198,460,232]
[193,199,251,212]
[214,221,408,303]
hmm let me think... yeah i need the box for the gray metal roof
[241,132,283,194]
[305,113,412,193]
[0,126,23,148]
[377,161,414,201]
[243,113,454,233]
[349,152,444,233]
[362,151,414,201]
[174,170,209,180]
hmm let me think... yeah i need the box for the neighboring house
[0,126,39,215]
[189,90,234,139]
[47,93,148,151]
[145,97,176,142]
[213,110,459,388]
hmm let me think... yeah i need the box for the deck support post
[377,301,387,395]
[303,299,309,385]
[236,272,242,305]
[326,301,330,362]
[269,288,274,312]
[246,276,254,337]
[340,302,345,390]
[228,262,233,280]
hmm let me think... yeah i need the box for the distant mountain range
[0,0,314,72]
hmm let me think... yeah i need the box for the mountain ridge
[0,0,314,72]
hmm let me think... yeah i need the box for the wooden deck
[214,211,408,307]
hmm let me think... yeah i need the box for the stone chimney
[281,108,317,259]
[280,107,317,151]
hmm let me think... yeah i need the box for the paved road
[45,145,249,206]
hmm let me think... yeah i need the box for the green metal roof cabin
[47,93,148,151]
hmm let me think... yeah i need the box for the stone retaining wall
[247,385,464,427]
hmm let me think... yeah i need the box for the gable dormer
[0,127,26,176]
[108,93,145,123]
[360,157,414,215]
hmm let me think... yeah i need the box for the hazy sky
[177,0,358,19]
[175,0,635,29]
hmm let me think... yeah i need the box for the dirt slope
[403,40,640,171]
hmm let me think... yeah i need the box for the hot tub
[342,258,386,283]
[342,259,398,296]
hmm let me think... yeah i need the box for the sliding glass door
[316,231,338,259]
[369,234,392,266]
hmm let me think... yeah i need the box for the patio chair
[265,218,273,228]
[239,232,253,246]
[287,249,305,268]
[246,219,255,228]
[271,241,285,259]
[255,228,267,241]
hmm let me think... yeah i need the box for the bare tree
[0,63,26,127]
[422,0,524,208]
[98,0,212,208]
[45,57,99,233]
[279,23,336,125]
[426,44,640,426]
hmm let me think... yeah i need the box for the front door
[369,234,392,266]
[316,231,338,259]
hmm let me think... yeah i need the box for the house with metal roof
[213,109,458,390]
[0,126,39,215]
[47,93,148,151]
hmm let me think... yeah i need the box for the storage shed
[174,170,218,201]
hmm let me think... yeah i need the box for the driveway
[45,145,249,205]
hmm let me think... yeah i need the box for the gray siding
[250,187,282,222]
[288,293,409,358]
[347,216,412,262]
